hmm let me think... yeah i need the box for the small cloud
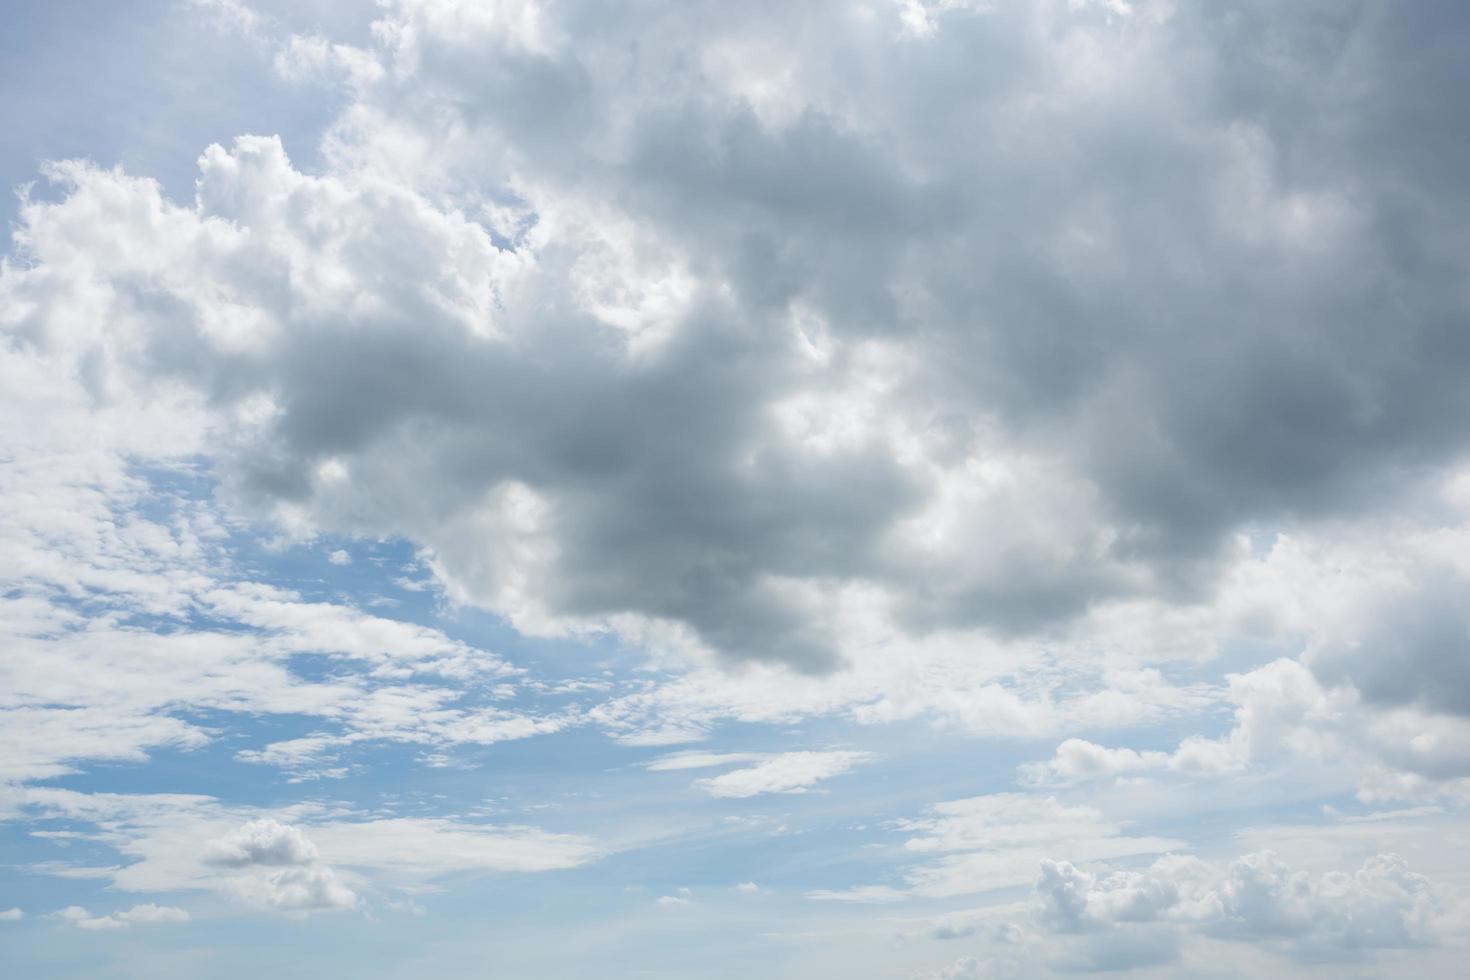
[657,887,693,907]
[0,908,22,921]
[204,820,357,912]
[645,750,765,772]
[55,904,188,930]
[806,884,908,904]
[328,549,352,565]
[695,750,875,798]
[116,904,190,925]
[733,881,761,894]
[204,818,319,867]
[227,865,358,912]
[56,906,123,930]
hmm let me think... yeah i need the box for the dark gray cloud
[7,0,1470,670]
[1310,573,1470,720]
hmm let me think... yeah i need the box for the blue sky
[2,1,1470,977]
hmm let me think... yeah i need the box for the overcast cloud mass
[2,1,1469,977]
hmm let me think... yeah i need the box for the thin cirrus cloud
[693,751,876,798]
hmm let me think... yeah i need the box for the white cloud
[657,887,693,907]
[1026,650,1470,803]
[204,818,319,867]
[56,903,189,930]
[6,0,1470,966]
[20,790,602,914]
[227,865,358,912]
[644,750,766,772]
[812,794,1184,902]
[115,903,192,925]
[1027,850,1468,969]
[0,907,22,921]
[694,751,875,798]
[1023,738,1173,784]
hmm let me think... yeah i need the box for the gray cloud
[6,0,1470,671]
[1309,573,1470,719]
[1030,850,1459,969]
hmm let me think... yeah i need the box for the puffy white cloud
[1027,653,1470,802]
[1023,739,1173,784]
[205,818,319,867]
[227,865,358,912]
[0,907,22,921]
[1027,849,1467,969]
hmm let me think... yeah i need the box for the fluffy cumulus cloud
[4,0,1470,975]
[1026,609,1470,802]
[902,842,1469,976]
[205,818,320,867]
[1024,850,1468,971]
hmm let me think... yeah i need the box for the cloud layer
[4,2,1470,977]
[8,0,1470,680]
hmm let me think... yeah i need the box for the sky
[1,0,1469,977]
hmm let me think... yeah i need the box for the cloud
[1022,739,1173,784]
[1027,850,1466,969]
[20,790,602,914]
[5,1,1470,968]
[1308,573,1470,718]
[0,907,22,921]
[227,865,358,912]
[8,0,1470,678]
[1025,650,1470,802]
[657,887,693,907]
[56,904,189,930]
[694,750,874,798]
[644,750,767,771]
[0,395,556,787]
[204,818,319,867]
[810,793,1183,902]
[114,903,192,925]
